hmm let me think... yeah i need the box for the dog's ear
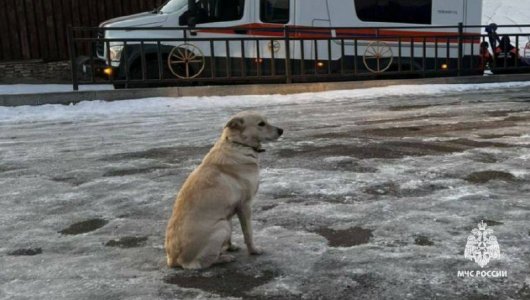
[225,117,244,130]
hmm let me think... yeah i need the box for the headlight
[109,45,124,62]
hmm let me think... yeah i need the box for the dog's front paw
[248,247,263,255]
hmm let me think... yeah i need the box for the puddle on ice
[413,235,434,246]
[7,248,42,256]
[277,139,514,161]
[387,104,435,111]
[164,268,276,298]
[59,218,108,235]
[363,181,447,198]
[105,236,148,248]
[102,166,170,177]
[0,164,24,173]
[504,115,530,122]
[362,120,520,137]
[468,152,499,163]
[50,175,88,186]
[260,204,278,211]
[479,133,522,139]
[100,146,209,164]
[313,227,373,247]
[465,170,516,184]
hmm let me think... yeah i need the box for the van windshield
[159,0,188,13]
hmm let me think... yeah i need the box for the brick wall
[0,60,71,83]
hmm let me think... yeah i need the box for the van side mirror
[187,16,197,27]
[179,11,188,26]
[179,10,197,27]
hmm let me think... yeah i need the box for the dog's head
[224,111,283,151]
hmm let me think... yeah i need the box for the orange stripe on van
[197,24,481,44]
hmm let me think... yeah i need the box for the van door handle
[189,30,197,36]
[234,29,248,35]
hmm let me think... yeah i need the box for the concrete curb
[1,74,530,107]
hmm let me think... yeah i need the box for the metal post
[210,41,216,78]
[225,40,231,78]
[240,40,246,77]
[300,39,305,75]
[256,40,261,77]
[271,39,276,76]
[157,41,163,80]
[284,26,292,83]
[515,35,519,68]
[67,26,79,91]
[398,37,402,72]
[354,38,358,75]
[457,22,463,76]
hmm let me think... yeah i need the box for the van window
[260,0,290,24]
[355,0,432,24]
[160,0,188,13]
[194,0,245,23]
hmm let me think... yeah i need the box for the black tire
[126,56,172,88]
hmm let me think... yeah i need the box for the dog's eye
[258,121,266,127]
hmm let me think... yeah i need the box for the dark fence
[68,24,530,90]
[0,0,165,61]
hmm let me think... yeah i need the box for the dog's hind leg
[182,220,233,269]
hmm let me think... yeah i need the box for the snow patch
[2,81,530,124]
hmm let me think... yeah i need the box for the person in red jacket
[480,41,493,69]
[494,35,518,66]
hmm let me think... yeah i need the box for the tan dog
[165,111,283,269]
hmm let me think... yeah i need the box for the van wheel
[127,57,171,88]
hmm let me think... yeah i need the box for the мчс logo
[464,220,501,268]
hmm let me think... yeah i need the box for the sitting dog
[165,111,283,269]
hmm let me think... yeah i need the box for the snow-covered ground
[1,82,529,299]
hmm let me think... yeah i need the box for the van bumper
[77,56,118,79]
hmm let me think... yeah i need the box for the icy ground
[1,82,530,299]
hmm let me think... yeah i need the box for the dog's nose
[277,128,284,136]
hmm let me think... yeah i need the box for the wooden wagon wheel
[168,43,205,79]
[363,41,394,73]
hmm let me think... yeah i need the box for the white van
[97,0,483,81]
